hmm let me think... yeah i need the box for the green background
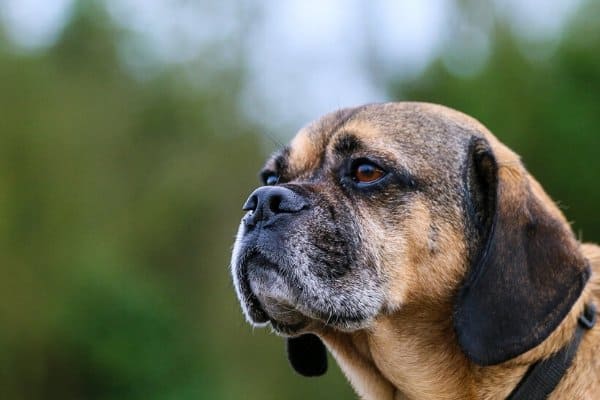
[1,1,598,399]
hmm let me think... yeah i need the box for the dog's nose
[242,186,308,226]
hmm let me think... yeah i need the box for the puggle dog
[231,102,599,399]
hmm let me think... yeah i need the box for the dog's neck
[319,270,599,400]
[321,301,483,400]
[366,301,479,399]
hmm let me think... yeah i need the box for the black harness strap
[507,303,597,400]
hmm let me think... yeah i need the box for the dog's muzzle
[233,185,310,328]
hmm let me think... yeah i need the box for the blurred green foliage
[0,1,598,399]
[392,0,600,239]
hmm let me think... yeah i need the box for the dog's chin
[248,270,312,335]
[236,254,311,335]
[236,251,375,335]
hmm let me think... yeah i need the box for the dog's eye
[263,173,279,186]
[351,161,385,184]
[265,175,278,185]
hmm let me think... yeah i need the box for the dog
[231,102,599,399]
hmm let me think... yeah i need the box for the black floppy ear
[286,334,328,377]
[454,137,590,366]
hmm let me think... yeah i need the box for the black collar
[507,303,596,400]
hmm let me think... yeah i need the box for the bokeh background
[1,0,598,398]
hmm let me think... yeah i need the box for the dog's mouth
[237,262,269,324]
[233,231,379,334]
[237,250,310,333]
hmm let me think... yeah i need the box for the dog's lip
[238,250,312,332]
[238,250,270,324]
[237,247,374,333]
[270,319,309,335]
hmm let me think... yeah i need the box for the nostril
[268,194,283,213]
[242,186,309,226]
[242,194,258,212]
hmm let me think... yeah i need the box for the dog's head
[231,102,589,376]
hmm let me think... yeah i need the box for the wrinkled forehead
[289,114,389,173]
[263,103,485,178]
[263,110,389,177]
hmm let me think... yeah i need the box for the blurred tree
[390,0,600,242]
[0,0,598,399]
[0,1,355,399]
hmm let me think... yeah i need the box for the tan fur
[322,249,600,400]
[283,103,600,399]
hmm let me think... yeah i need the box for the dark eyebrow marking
[332,133,364,156]
[259,146,290,181]
[273,146,290,172]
